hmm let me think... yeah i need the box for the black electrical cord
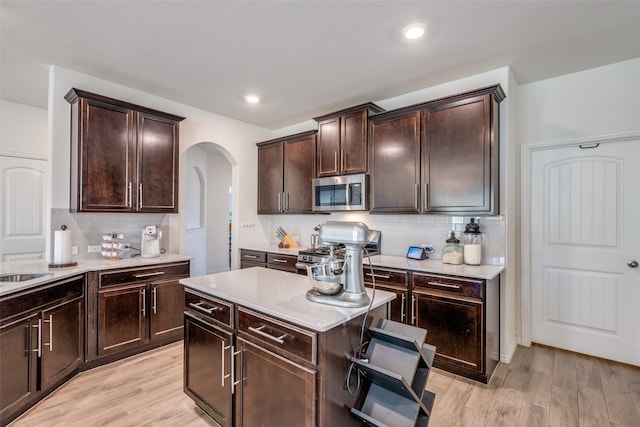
[345,247,376,394]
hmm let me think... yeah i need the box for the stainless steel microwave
[312,173,368,212]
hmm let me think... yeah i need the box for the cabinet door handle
[248,325,287,344]
[152,287,157,314]
[127,182,133,208]
[428,281,461,290]
[222,341,232,387]
[138,183,143,209]
[141,288,146,316]
[424,183,428,211]
[43,314,53,351]
[411,296,417,325]
[414,183,419,210]
[32,318,42,357]
[365,272,391,279]
[134,271,165,278]
[334,151,338,173]
[232,346,242,394]
[188,301,218,315]
[341,150,345,172]
[277,192,282,211]
[285,192,289,210]
[400,294,406,321]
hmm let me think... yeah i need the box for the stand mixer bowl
[306,259,347,295]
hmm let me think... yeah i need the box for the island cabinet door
[236,337,316,427]
[184,313,233,427]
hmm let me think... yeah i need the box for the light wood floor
[9,342,640,426]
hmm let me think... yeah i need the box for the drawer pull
[248,325,287,344]
[270,258,288,263]
[365,273,391,279]
[189,301,218,315]
[243,254,258,259]
[428,281,461,290]
[134,271,165,278]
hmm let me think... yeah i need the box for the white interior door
[0,155,47,261]
[531,139,640,366]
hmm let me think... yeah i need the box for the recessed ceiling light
[403,23,426,40]
[244,94,260,104]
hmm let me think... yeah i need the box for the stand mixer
[306,221,371,308]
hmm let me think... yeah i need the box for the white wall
[516,57,640,348]
[518,58,640,143]
[0,100,48,156]
[206,153,232,274]
[47,65,273,264]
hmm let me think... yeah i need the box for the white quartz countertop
[241,245,504,280]
[180,267,396,332]
[0,253,192,296]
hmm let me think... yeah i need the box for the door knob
[628,260,639,268]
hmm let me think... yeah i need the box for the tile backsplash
[271,212,506,265]
[51,209,170,260]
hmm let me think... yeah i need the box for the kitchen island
[180,267,396,427]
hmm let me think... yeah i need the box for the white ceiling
[2,1,639,130]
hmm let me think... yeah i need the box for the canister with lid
[463,218,483,265]
[442,231,464,265]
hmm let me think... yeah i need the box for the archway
[184,142,234,276]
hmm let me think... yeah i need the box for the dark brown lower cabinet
[184,313,233,427]
[236,338,316,427]
[414,289,482,374]
[0,313,38,422]
[412,272,499,383]
[40,296,84,391]
[94,262,189,360]
[363,266,409,324]
[0,275,84,426]
[98,284,147,356]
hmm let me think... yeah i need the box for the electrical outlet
[421,244,434,252]
[122,242,131,249]
[87,245,101,253]
[292,235,299,242]
[71,245,78,255]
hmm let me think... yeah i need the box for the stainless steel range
[295,230,380,274]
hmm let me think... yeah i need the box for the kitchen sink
[0,273,53,284]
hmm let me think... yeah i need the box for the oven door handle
[295,262,309,271]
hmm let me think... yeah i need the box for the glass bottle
[442,231,464,265]
[463,218,483,265]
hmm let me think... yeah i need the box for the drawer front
[266,253,298,272]
[412,272,484,299]
[240,261,267,269]
[1,275,84,321]
[362,266,408,287]
[237,307,316,365]
[184,289,233,329]
[240,250,267,263]
[100,262,189,288]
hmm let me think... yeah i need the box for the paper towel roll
[53,229,72,265]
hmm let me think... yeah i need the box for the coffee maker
[141,225,162,258]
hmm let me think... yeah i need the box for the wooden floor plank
[8,342,640,426]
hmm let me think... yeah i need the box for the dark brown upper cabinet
[422,86,504,214]
[368,109,422,214]
[369,85,505,215]
[65,89,185,213]
[257,131,316,214]
[313,103,384,177]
